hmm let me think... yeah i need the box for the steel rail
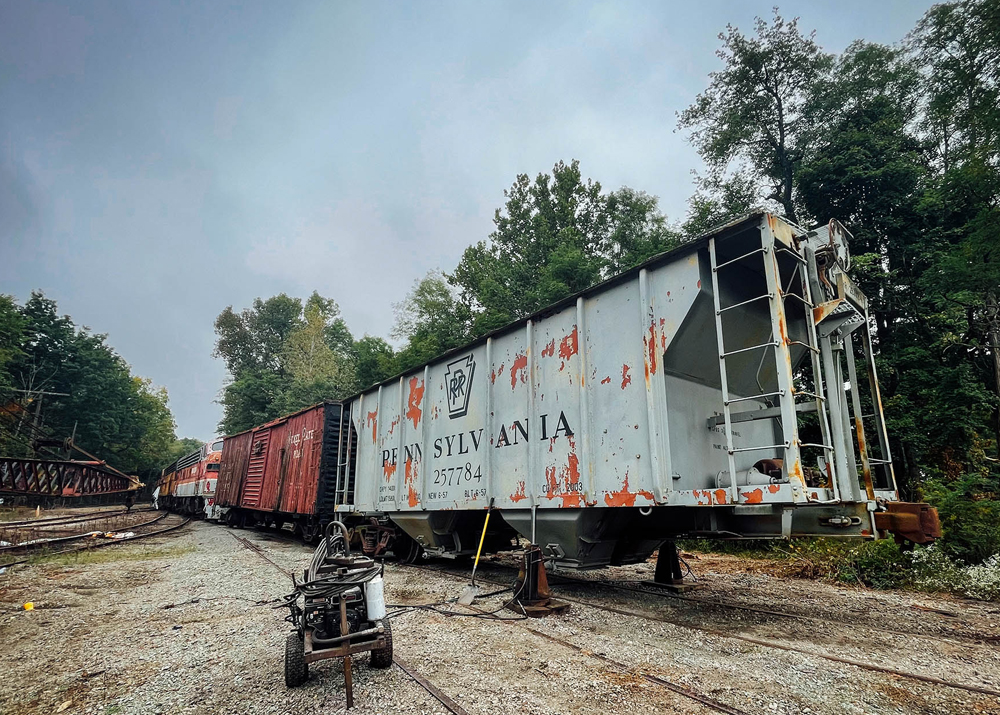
[450,596,748,714]
[554,573,1000,647]
[0,515,191,568]
[228,533,296,582]
[0,507,152,529]
[400,561,1000,700]
[0,512,168,553]
[521,624,748,715]
[392,657,473,715]
[415,557,1000,649]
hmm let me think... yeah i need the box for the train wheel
[284,632,308,687]
[369,619,393,669]
[400,534,423,564]
[301,523,320,545]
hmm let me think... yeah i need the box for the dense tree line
[215,1,999,559]
[0,292,191,478]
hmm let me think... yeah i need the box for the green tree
[353,336,398,391]
[214,292,358,433]
[680,172,760,238]
[678,10,834,223]
[451,160,678,336]
[0,292,181,477]
[393,272,472,372]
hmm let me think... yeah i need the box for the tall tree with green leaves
[214,292,358,434]
[392,272,472,372]
[451,160,680,336]
[0,292,182,477]
[353,336,398,391]
[911,0,1000,457]
[678,10,833,223]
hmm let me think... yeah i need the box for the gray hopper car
[271,213,940,568]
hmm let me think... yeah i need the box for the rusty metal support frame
[843,333,876,500]
[760,221,808,503]
[0,457,139,497]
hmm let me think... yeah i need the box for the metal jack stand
[507,544,569,617]
[642,541,698,593]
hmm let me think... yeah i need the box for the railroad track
[401,560,1000,701]
[534,566,1000,647]
[0,511,169,554]
[228,530,750,715]
[0,513,190,568]
[229,532,475,715]
[0,507,153,530]
[403,554,1000,649]
[221,525,1000,705]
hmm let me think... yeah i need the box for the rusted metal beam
[0,457,140,497]
[874,502,942,545]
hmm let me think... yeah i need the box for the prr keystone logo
[445,354,475,419]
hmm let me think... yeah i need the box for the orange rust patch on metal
[544,465,559,498]
[367,410,378,444]
[541,339,556,358]
[788,460,806,489]
[405,377,424,429]
[603,472,653,507]
[404,458,419,507]
[643,320,656,385]
[601,376,611,385]
[768,484,780,494]
[511,481,527,503]
[510,354,528,389]
[558,326,579,370]
[621,364,632,390]
[714,489,728,505]
[697,280,702,289]
[383,459,396,482]
[743,488,764,504]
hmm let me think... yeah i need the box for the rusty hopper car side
[335,212,937,569]
[215,403,354,539]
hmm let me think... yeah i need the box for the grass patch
[29,544,196,567]
[680,537,1000,600]
[0,507,40,523]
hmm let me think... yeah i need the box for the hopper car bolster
[164,213,939,568]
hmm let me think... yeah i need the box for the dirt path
[0,521,997,715]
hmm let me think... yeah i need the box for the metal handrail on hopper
[709,218,841,508]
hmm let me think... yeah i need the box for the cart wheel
[369,619,393,669]
[285,632,308,687]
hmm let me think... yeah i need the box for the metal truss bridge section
[0,457,141,497]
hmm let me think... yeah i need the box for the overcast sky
[1,0,933,440]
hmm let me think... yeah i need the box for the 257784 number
[433,462,482,486]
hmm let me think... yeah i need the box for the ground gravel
[1,520,998,715]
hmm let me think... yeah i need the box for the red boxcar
[215,402,354,539]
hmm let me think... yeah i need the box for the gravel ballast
[1,520,998,715]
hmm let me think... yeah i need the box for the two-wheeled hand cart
[281,521,392,707]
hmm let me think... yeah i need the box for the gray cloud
[1,0,933,439]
